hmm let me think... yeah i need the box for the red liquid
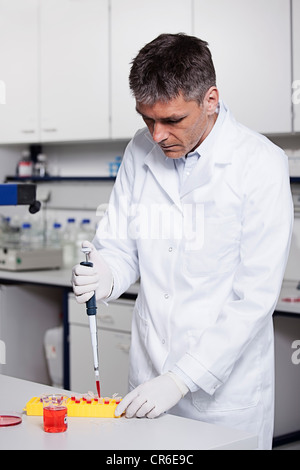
[43,406,67,433]
[0,415,22,427]
[96,380,101,398]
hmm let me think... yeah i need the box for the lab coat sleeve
[93,139,140,300]
[174,144,294,395]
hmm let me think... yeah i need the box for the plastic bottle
[20,223,32,249]
[49,223,63,248]
[34,153,48,178]
[17,150,33,178]
[62,218,77,267]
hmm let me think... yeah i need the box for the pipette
[80,246,100,398]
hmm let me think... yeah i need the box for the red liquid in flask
[43,406,67,433]
[96,380,101,398]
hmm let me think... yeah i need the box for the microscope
[0,183,63,271]
[0,183,41,214]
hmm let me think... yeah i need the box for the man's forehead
[136,97,199,119]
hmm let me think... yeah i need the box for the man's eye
[167,118,184,124]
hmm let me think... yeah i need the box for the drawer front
[68,294,134,332]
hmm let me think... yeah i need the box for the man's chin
[161,147,185,159]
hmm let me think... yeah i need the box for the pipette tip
[96,380,101,398]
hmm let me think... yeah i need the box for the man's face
[136,92,217,159]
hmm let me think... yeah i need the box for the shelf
[5,176,116,183]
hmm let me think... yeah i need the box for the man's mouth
[160,144,177,150]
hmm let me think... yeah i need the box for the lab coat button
[164,293,169,299]
[168,247,173,252]
[162,339,165,345]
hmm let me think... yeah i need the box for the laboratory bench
[0,374,258,450]
[1,268,300,447]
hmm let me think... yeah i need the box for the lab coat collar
[144,143,183,210]
[143,102,237,201]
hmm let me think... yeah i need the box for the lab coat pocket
[183,216,241,277]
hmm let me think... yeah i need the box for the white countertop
[0,268,299,313]
[0,375,257,450]
[0,268,140,295]
[0,267,72,287]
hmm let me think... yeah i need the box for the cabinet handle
[98,314,114,324]
[43,128,57,133]
[21,129,35,134]
[117,343,130,353]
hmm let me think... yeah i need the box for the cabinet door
[293,0,300,132]
[70,324,131,397]
[0,0,39,144]
[193,0,292,134]
[110,0,193,139]
[40,0,110,142]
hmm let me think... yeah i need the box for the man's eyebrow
[135,108,187,122]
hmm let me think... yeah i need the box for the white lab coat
[94,103,293,450]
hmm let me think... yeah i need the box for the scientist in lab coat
[72,33,293,449]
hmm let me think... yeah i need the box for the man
[72,34,293,449]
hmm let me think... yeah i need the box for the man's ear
[204,86,219,115]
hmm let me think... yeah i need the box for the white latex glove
[115,372,189,419]
[71,240,113,304]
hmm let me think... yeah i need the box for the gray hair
[129,33,217,105]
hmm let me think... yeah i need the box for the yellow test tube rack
[24,396,121,418]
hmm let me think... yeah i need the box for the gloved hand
[115,372,189,419]
[71,240,113,304]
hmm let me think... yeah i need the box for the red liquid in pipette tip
[96,380,101,398]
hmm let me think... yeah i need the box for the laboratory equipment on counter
[81,245,100,398]
[0,245,63,271]
[0,183,41,214]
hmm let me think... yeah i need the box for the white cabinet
[0,0,109,144]
[273,314,300,438]
[0,284,62,384]
[292,0,300,132]
[0,0,39,143]
[110,0,193,139]
[69,294,134,397]
[193,0,292,134]
[40,0,110,142]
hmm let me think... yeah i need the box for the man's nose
[152,122,169,143]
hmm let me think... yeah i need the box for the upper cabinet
[0,0,109,144]
[193,0,292,134]
[0,0,39,143]
[39,0,110,142]
[110,0,193,139]
[0,0,298,143]
[293,0,300,132]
